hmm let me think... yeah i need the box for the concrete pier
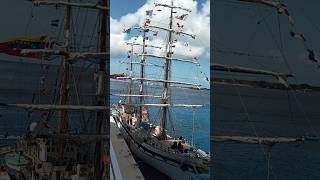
[110,116,144,180]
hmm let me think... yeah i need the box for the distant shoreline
[213,78,320,92]
[111,79,210,91]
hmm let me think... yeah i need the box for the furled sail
[110,72,127,80]
[211,63,292,87]
[0,103,107,111]
[212,136,303,145]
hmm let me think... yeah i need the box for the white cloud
[110,0,210,62]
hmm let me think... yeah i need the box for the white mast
[154,0,193,139]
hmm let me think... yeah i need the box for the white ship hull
[114,116,207,180]
[128,139,193,180]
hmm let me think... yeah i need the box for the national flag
[289,31,306,41]
[177,22,184,31]
[110,72,127,80]
[43,121,50,128]
[145,19,151,24]
[103,153,110,165]
[51,19,59,23]
[277,4,294,25]
[50,19,59,27]
[146,10,153,17]
[123,28,131,34]
[127,50,132,58]
[0,35,48,59]
[175,14,188,20]
[193,57,199,61]
[50,23,58,27]
[307,49,318,62]
[142,108,149,116]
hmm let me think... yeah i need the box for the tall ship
[0,0,109,179]
[110,0,210,179]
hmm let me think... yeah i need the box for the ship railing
[0,146,14,155]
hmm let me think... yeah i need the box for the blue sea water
[213,84,320,180]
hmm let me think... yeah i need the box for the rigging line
[170,30,209,85]
[73,6,81,38]
[96,11,102,53]
[56,10,65,42]
[265,145,273,180]
[233,143,265,179]
[275,11,316,135]
[78,8,89,52]
[244,10,274,74]
[71,12,78,52]
[29,11,48,35]
[289,88,318,136]
[286,90,296,128]
[192,108,195,146]
[73,13,91,87]
[212,0,216,22]
[277,13,284,53]
[168,107,175,133]
[246,9,265,52]
[24,5,35,35]
[70,64,86,131]
[88,11,99,51]
[46,63,61,122]
[299,8,320,37]
[262,11,294,78]
[215,0,272,10]
[256,9,273,26]
[229,70,268,158]
[276,11,302,84]
[37,62,42,104]
[25,93,36,132]
[214,49,279,59]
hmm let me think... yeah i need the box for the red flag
[103,154,110,165]
[43,121,50,128]
[142,108,149,116]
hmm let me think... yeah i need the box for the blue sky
[110,0,210,88]
[111,0,208,19]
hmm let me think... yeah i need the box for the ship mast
[123,34,162,107]
[93,0,108,178]
[160,0,174,140]
[138,21,147,126]
[18,2,110,178]
[150,0,193,139]
[128,44,133,105]
[58,0,71,161]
